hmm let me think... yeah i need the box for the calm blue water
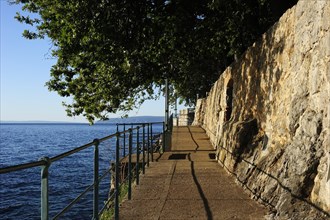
[0,123,162,219]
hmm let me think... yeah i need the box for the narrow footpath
[119,126,268,219]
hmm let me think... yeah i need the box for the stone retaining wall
[193,0,330,219]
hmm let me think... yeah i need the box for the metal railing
[0,122,164,220]
[163,114,173,151]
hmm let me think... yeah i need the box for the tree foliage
[12,0,289,123]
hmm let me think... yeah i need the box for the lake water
[0,123,162,219]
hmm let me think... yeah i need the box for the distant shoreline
[0,116,165,125]
[0,122,90,125]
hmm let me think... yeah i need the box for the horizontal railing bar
[98,127,141,141]
[98,167,112,182]
[51,142,95,162]
[107,190,116,203]
[122,173,131,183]
[98,203,108,217]
[99,191,116,216]
[53,183,94,219]
[115,128,139,135]
[116,122,163,126]
[0,160,46,174]
[122,175,130,184]
[98,133,119,143]
[54,166,112,219]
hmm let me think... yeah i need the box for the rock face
[193,0,330,219]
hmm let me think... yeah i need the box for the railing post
[151,123,154,162]
[147,123,150,167]
[169,114,173,150]
[142,124,145,174]
[162,121,165,153]
[93,139,100,220]
[114,133,120,220]
[136,127,140,185]
[123,124,126,157]
[40,157,51,220]
[165,78,169,133]
[128,129,133,200]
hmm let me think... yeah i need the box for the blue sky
[0,2,184,122]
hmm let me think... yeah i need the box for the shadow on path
[188,153,213,220]
[187,126,201,152]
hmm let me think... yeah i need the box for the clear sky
[0,1,184,123]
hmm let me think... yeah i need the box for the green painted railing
[0,122,164,220]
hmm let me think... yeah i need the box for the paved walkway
[119,126,268,219]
